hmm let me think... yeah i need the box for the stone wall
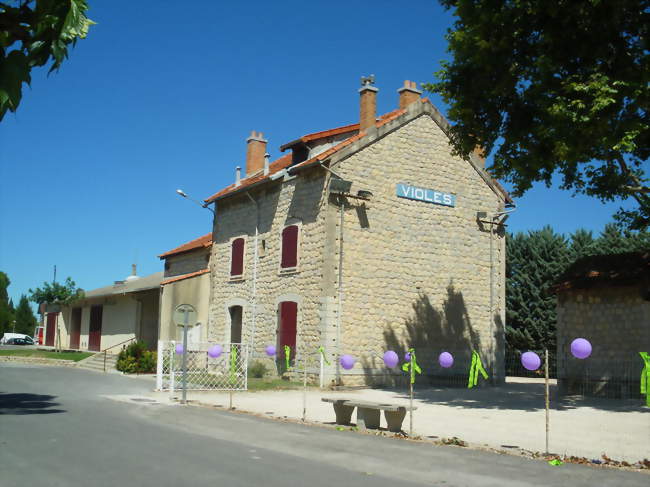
[557,285,649,397]
[327,114,506,385]
[164,249,210,278]
[208,169,327,375]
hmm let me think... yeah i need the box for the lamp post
[176,189,215,215]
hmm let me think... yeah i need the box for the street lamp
[176,189,215,215]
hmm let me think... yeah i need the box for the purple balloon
[383,350,399,368]
[521,351,541,371]
[404,352,411,362]
[207,344,223,358]
[265,345,276,357]
[571,338,592,359]
[175,344,184,355]
[439,352,454,368]
[340,354,356,370]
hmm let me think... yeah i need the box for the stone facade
[208,100,508,385]
[557,285,650,397]
[164,249,210,279]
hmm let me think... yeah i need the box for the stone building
[203,79,513,385]
[556,252,650,397]
[158,233,212,343]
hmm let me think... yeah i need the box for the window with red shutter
[230,237,245,277]
[281,225,299,269]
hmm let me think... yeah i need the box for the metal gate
[156,341,248,392]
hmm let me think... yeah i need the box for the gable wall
[330,114,506,382]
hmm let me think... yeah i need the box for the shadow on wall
[0,392,66,415]
[361,283,482,387]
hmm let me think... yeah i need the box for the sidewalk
[150,377,649,463]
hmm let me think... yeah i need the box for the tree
[0,271,14,335]
[0,0,95,120]
[506,227,570,360]
[29,276,83,351]
[14,294,36,335]
[428,0,650,229]
[28,276,84,306]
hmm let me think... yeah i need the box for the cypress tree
[14,295,37,336]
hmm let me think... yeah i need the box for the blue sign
[396,183,456,207]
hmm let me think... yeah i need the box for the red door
[88,305,103,351]
[45,313,57,347]
[278,301,297,363]
[70,308,82,349]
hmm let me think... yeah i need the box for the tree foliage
[14,294,37,335]
[28,276,84,306]
[428,0,650,229]
[0,0,94,120]
[0,271,14,335]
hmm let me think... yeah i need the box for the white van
[0,333,33,344]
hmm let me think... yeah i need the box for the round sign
[173,304,197,327]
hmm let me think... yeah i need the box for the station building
[203,79,512,385]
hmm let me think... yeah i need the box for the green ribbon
[318,346,331,365]
[401,348,422,384]
[548,459,563,466]
[284,345,291,370]
[229,345,238,384]
[467,350,488,388]
[640,352,650,407]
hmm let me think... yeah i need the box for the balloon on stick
[340,354,356,370]
[570,338,592,359]
[207,344,223,358]
[175,344,184,355]
[439,352,454,368]
[265,345,276,357]
[404,352,411,362]
[521,351,541,371]
[383,350,399,368]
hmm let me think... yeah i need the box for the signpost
[173,304,197,404]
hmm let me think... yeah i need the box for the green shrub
[117,341,157,373]
[248,360,268,378]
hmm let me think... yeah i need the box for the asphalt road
[0,364,647,487]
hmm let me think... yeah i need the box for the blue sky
[0,0,641,306]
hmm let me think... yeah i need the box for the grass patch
[0,350,94,362]
[247,378,308,391]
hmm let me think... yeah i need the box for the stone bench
[322,397,416,432]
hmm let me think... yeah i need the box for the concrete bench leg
[356,407,381,430]
[333,403,355,425]
[384,408,407,433]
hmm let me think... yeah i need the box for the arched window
[230,237,245,277]
[280,225,299,269]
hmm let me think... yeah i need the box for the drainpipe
[245,191,259,356]
[336,194,344,384]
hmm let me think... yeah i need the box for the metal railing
[101,337,136,372]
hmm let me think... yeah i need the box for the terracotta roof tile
[158,233,212,259]
[205,99,512,205]
[160,268,210,285]
[204,153,293,203]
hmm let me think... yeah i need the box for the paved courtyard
[152,377,650,463]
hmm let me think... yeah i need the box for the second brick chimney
[246,131,267,177]
[398,80,422,109]
[359,75,378,132]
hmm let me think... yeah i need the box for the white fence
[156,341,248,392]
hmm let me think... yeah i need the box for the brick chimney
[398,80,422,109]
[246,131,267,176]
[359,75,378,132]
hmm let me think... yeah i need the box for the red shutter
[281,225,298,269]
[230,238,245,276]
[279,301,297,356]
